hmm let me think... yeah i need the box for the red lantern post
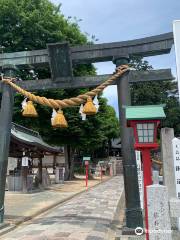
[83,157,90,189]
[125,105,166,240]
[85,161,89,188]
[101,166,103,181]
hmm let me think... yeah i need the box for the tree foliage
[130,56,180,136]
[0,0,87,52]
[0,0,120,156]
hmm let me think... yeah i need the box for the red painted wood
[142,148,153,240]
[85,164,88,188]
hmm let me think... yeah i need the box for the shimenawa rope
[1,65,129,109]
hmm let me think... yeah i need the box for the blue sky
[51,0,180,114]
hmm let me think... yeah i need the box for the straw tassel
[51,109,68,128]
[83,97,97,115]
[22,101,38,117]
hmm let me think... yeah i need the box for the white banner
[173,20,180,103]
[22,156,29,167]
[135,150,144,209]
[172,138,180,229]
[172,138,180,198]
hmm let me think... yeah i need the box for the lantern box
[83,157,90,166]
[124,105,166,150]
[99,161,104,167]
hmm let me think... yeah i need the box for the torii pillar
[0,65,17,223]
[114,56,143,230]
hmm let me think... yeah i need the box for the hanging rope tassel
[83,97,97,115]
[51,109,68,128]
[22,101,38,117]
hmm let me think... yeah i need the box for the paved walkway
[1,176,124,240]
[5,176,110,225]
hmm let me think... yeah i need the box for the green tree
[0,0,120,179]
[130,56,180,135]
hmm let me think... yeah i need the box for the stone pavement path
[1,176,124,240]
[5,176,110,225]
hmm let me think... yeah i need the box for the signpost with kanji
[83,157,90,188]
[135,150,144,209]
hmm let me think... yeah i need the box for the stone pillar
[152,170,159,184]
[55,167,60,183]
[21,155,29,193]
[161,128,178,229]
[114,57,143,229]
[38,158,43,185]
[53,154,57,174]
[161,128,176,197]
[22,166,28,193]
[0,65,17,223]
[109,163,113,176]
[147,184,172,240]
[116,157,123,175]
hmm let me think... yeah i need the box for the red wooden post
[85,161,89,188]
[142,149,153,240]
[101,166,103,181]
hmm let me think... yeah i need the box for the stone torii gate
[0,32,174,229]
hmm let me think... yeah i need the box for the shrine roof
[11,123,61,153]
[124,105,166,120]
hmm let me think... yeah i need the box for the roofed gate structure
[0,32,174,230]
[10,123,61,157]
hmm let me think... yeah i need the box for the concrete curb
[106,176,125,240]
[0,224,16,237]
[0,177,112,237]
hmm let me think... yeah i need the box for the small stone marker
[55,167,65,184]
[135,150,144,209]
[147,184,172,240]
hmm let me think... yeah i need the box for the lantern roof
[124,105,166,120]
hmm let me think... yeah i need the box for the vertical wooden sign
[136,150,144,209]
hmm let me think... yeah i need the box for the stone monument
[147,184,172,240]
